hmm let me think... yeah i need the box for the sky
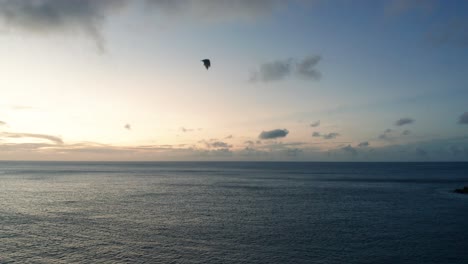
[0,0,467,161]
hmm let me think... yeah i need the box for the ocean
[0,162,467,263]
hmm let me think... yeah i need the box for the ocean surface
[0,162,467,264]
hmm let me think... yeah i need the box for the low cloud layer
[395,117,415,126]
[259,129,289,140]
[250,55,322,82]
[459,112,468,124]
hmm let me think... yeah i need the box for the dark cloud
[358,141,369,147]
[250,55,322,83]
[0,0,128,52]
[342,145,357,156]
[310,120,320,127]
[124,123,131,130]
[312,131,321,137]
[402,130,411,136]
[295,55,321,80]
[0,132,63,144]
[395,117,415,126]
[259,129,289,140]
[459,112,468,124]
[323,132,340,140]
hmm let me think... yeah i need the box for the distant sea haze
[0,162,467,263]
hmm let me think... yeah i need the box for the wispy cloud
[259,129,289,140]
[310,120,320,127]
[0,132,63,145]
[395,117,415,126]
[0,120,6,126]
[180,127,195,132]
[250,55,322,82]
[459,112,468,124]
[402,129,411,135]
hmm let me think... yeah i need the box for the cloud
[323,132,340,140]
[259,129,289,139]
[379,129,393,140]
[459,112,468,124]
[0,120,6,126]
[395,117,415,126]
[180,127,194,132]
[342,145,357,156]
[124,123,131,130]
[250,55,322,82]
[416,148,428,157]
[358,141,369,147]
[295,55,321,80]
[0,0,128,52]
[210,141,232,149]
[402,129,411,135]
[427,18,468,48]
[249,58,293,82]
[225,135,233,139]
[385,0,437,16]
[312,131,340,140]
[0,132,63,144]
[145,0,291,21]
[310,120,320,127]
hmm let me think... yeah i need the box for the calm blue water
[0,162,467,263]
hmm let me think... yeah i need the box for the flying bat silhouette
[201,59,211,70]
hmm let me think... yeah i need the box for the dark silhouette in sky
[201,59,211,70]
